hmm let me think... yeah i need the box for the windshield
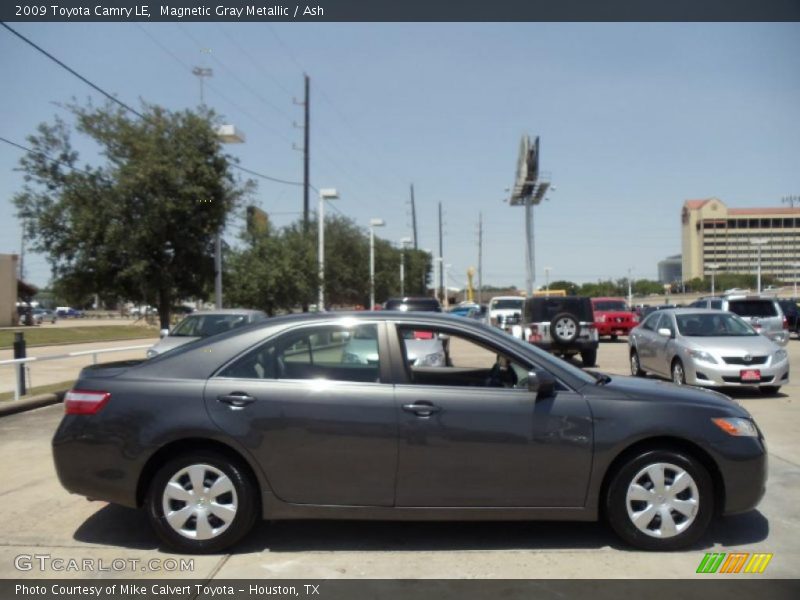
[491,299,524,310]
[676,313,757,337]
[593,301,628,311]
[171,314,249,337]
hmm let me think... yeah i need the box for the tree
[547,280,580,295]
[14,102,253,328]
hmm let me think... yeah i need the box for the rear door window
[728,300,778,318]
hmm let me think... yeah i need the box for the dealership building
[681,198,800,284]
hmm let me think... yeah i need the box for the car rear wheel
[146,451,257,553]
[606,449,713,550]
[671,359,686,385]
[630,350,645,377]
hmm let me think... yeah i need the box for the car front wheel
[630,350,644,377]
[671,359,686,385]
[146,451,258,553]
[606,450,713,550]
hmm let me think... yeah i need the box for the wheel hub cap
[625,462,699,539]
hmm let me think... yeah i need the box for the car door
[204,321,398,507]
[391,323,593,508]
[650,313,677,377]
[633,313,659,371]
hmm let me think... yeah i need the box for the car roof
[489,296,525,300]
[654,308,731,316]
[186,308,265,316]
[592,297,626,301]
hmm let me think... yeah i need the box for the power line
[0,135,96,178]
[2,22,306,190]
[1,22,144,119]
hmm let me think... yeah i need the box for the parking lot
[0,338,798,580]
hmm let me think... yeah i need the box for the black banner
[3,580,800,600]
[2,0,800,22]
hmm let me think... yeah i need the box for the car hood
[148,335,200,356]
[683,335,778,356]
[597,374,748,416]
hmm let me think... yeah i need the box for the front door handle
[402,402,441,416]
[217,392,255,408]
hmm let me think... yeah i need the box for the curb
[0,391,65,417]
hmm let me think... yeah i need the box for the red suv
[591,297,637,340]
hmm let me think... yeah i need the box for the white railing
[0,344,152,403]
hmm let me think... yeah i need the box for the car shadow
[71,503,770,555]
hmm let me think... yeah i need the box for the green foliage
[14,102,253,328]
[545,280,580,295]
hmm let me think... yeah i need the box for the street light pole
[544,266,551,296]
[317,188,339,310]
[706,263,720,296]
[399,237,411,297]
[369,218,385,310]
[627,268,633,307]
[750,238,769,294]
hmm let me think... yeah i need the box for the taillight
[528,324,542,343]
[65,390,111,415]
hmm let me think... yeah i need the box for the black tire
[580,348,597,368]
[146,450,258,553]
[605,449,714,551]
[550,312,579,344]
[671,359,686,385]
[759,386,780,395]
[630,350,645,377]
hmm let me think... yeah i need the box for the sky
[1,22,799,292]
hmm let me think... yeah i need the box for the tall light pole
[317,188,339,310]
[627,268,633,307]
[443,263,451,309]
[369,218,385,310]
[794,263,800,298]
[433,257,443,303]
[751,238,770,294]
[399,237,412,297]
[544,267,552,296]
[706,263,720,296]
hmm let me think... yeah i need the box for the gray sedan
[54,312,766,554]
[147,309,268,357]
[629,308,789,394]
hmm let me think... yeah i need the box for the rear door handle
[402,402,441,416]
[217,392,255,408]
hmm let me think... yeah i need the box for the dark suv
[519,296,599,366]
[777,299,799,339]
[383,297,442,312]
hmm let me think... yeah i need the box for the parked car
[55,306,84,318]
[31,308,57,324]
[517,296,599,366]
[777,299,799,339]
[54,312,767,553]
[689,295,789,346]
[629,308,788,394]
[488,296,526,333]
[591,297,637,340]
[146,309,268,358]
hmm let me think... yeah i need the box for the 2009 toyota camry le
[52,312,767,553]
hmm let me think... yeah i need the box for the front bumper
[686,356,789,388]
[711,435,768,515]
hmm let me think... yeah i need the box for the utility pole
[477,212,483,304]
[303,75,310,233]
[438,202,444,303]
[19,227,25,281]
[783,195,799,292]
[410,184,418,250]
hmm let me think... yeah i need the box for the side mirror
[160,328,169,338]
[657,328,673,338]
[527,369,556,399]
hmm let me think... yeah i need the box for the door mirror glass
[160,328,169,338]
[657,327,673,338]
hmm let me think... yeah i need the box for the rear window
[727,300,778,318]
[490,298,525,310]
[525,297,594,322]
[384,298,442,312]
[593,300,628,311]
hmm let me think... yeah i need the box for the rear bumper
[596,323,634,336]
[534,340,599,355]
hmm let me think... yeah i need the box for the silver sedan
[629,308,789,394]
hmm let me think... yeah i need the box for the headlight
[596,315,606,323]
[688,349,718,364]
[419,352,445,367]
[773,349,788,363]
[711,417,759,437]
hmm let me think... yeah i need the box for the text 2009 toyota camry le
[53,312,766,553]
